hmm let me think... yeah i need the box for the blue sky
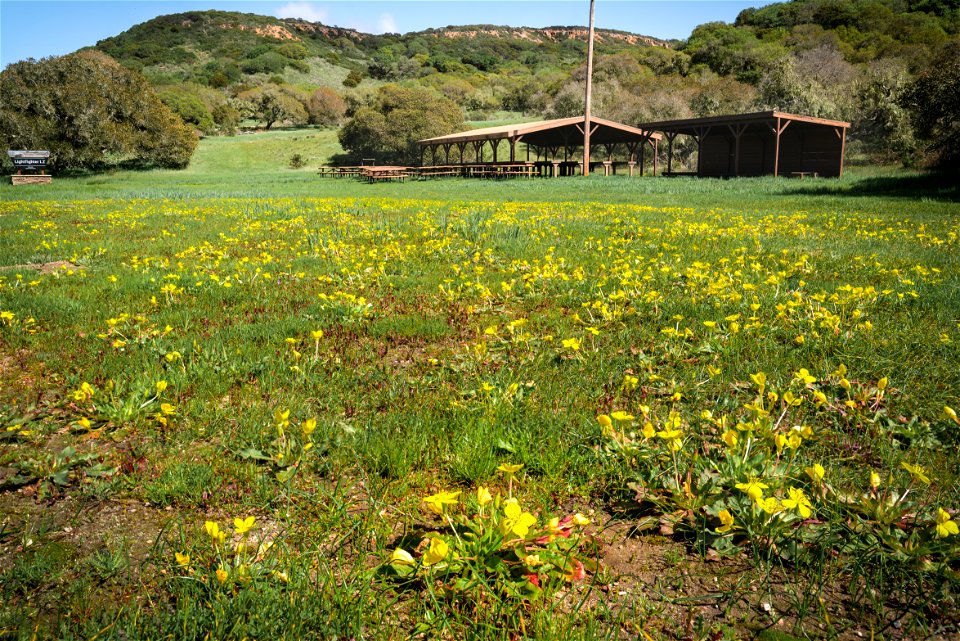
[1,1,769,68]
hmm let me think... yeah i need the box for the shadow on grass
[790,172,960,202]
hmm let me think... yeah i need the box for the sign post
[7,150,52,185]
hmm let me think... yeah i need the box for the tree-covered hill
[7,0,956,171]
[94,10,668,87]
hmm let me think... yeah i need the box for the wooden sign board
[8,150,52,185]
[11,157,48,168]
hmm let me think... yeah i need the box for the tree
[0,51,196,171]
[683,21,787,83]
[159,88,215,134]
[338,84,464,163]
[343,69,364,88]
[754,57,839,118]
[851,62,917,163]
[237,86,308,129]
[306,87,347,126]
[899,42,960,172]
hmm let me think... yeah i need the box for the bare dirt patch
[0,260,82,274]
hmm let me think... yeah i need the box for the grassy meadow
[1,130,959,640]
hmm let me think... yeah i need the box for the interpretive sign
[8,150,52,185]
[8,150,50,168]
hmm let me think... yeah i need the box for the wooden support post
[653,138,658,176]
[694,126,711,176]
[583,0,596,176]
[666,132,676,175]
[509,137,516,163]
[835,126,846,177]
[457,142,467,165]
[768,118,791,177]
[443,144,451,165]
[727,123,747,177]
[492,139,500,164]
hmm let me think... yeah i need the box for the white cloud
[275,2,327,23]
[377,13,398,34]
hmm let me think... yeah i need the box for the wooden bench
[416,170,460,179]
[789,171,819,179]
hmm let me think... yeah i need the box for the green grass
[0,131,958,639]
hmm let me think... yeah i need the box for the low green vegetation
[0,143,957,637]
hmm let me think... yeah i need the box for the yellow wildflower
[610,411,634,421]
[233,516,256,534]
[204,521,225,544]
[597,414,612,436]
[572,513,591,526]
[497,463,523,475]
[945,406,959,425]
[502,499,537,537]
[423,490,461,515]
[735,479,768,501]
[935,508,958,538]
[716,509,734,533]
[476,485,493,506]
[73,382,95,402]
[781,487,813,518]
[901,462,930,485]
[422,536,449,566]
[722,430,738,448]
[642,422,656,439]
[175,552,190,567]
[561,337,581,351]
[390,548,415,565]
[805,464,826,485]
[758,497,781,514]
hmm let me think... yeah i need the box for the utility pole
[582,0,596,176]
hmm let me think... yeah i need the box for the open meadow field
[1,131,959,640]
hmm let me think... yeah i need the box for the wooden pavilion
[417,116,661,177]
[639,111,850,178]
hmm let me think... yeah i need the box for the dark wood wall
[697,122,844,177]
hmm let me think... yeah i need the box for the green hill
[94,10,668,87]
[75,1,960,171]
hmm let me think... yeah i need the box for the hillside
[94,11,668,86]
[81,1,958,171]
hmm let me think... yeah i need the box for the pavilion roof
[638,111,850,137]
[418,116,661,147]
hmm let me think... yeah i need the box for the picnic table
[361,166,412,182]
[318,166,364,178]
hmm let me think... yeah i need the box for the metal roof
[418,116,661,147]
[638,111,850,136]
